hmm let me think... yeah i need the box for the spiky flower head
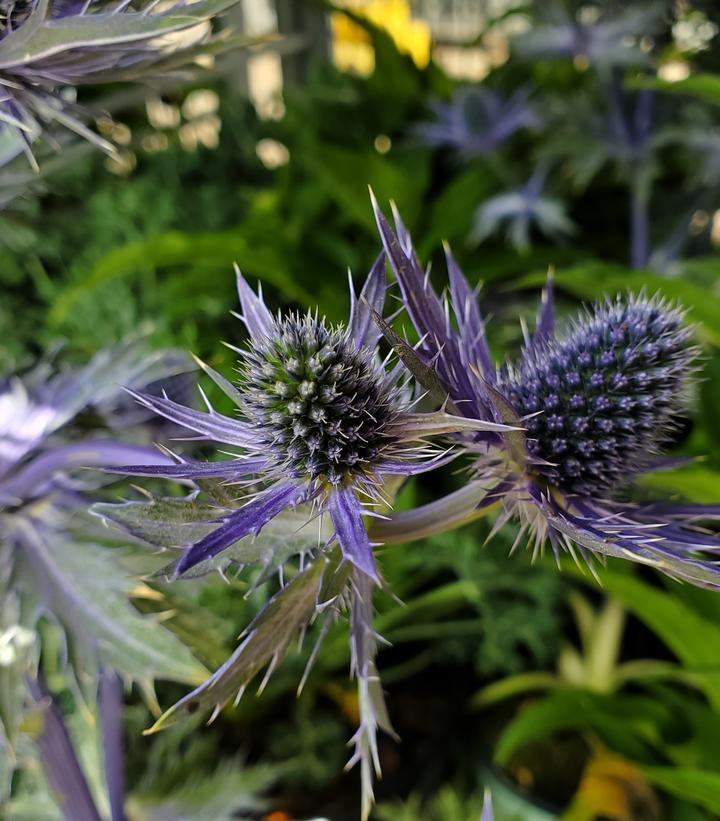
[470,164,575,251]
[242,313,399,486]
[413,86,538,158]
[98,262,511,821]
[110,260,507,581]
[512,3,662,68]
[371,196,720,591]
[503,296,697,494]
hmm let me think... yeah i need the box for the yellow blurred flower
[332,0,431,75]
[565,751,660,821]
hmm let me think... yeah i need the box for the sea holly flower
[0,341,207,749]
[470,164,575,251]
[512,3,661,69]
[0,0,243,169]
[109,259,508,583]
[97,260,512,820]
[371,198,720,590]
[413,86,539,159]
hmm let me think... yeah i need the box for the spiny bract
[242,314,399,485]
[503,296,696,494]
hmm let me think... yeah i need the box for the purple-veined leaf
[174,481,306,576]
[146,555,330,732]
[14,519,208,685]
[0,0,240,71]
[152,506,330,584]
[328,487,378,582]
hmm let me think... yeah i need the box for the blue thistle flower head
[96,262,518,821]
[97,258,517,820]
[112,260,508,582]
[372,195,720,591]
[413,86,538,159]
[512,3,661,69]
[242,312,401,486]
[470,164,575,251]
[502,295,697,495]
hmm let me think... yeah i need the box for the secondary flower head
[501,295,696,495]
[471,164,575,251]
[115,260,506,582]
[512,3,661,68]
[413,86,538,158]
[372,196,720,590]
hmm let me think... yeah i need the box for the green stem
[370,481,495,544]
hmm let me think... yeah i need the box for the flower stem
[370,481,495,544]
[630,173,650,269]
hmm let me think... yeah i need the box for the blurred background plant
[5,0,720,819]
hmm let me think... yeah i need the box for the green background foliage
[5,2,720,818]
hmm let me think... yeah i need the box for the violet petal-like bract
[328,486,379,582]
[372,197,503,434]
[124,388,256,446]
[28,676,103,821]
[235,265,275,340]
[3,440,175,499]
[100,668,126,821]
[529,274,555,351]
[445,242,494,382]
[349,252,387,351]
[174,481,306,576]
[103,456,267,481]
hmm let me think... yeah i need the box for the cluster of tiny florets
[242,315,399,485]
[502,296,697,494]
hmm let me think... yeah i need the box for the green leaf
[642,684,720,770]
[472,672,558,708]
[570,567,720,709]
[419,164,496,255]
[638,466,720,504]
[0,587,35,745]
[93,495,221,549]
[16,519,207,685]
[130,760,277,820]
[699,356,720,462]
[494,690,670,765]
[628,73,720,106]
[48,230,312,327]
[299,142,431,233]
[147,555,331,732]
[640,767,720,813]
